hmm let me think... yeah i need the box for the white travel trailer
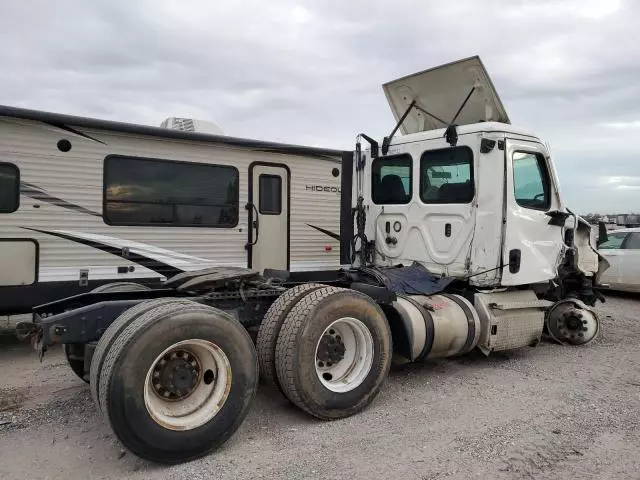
[0,108,345,315]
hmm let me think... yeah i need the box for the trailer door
[248,163,289,272]
[501,139,563,285]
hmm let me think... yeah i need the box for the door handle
[244,202,259,249]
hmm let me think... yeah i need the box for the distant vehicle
[598,228,640,292]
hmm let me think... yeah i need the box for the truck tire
[90,298,197,409]
[91,282,151,293]
[64,283,152,383]
[98,301,258,464]
[275,287,392,420]
[256,283,325,388]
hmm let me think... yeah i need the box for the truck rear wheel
[98,301,258,463]
[275,287,392,420]
[256,283,325,388]
[90,298,197,409]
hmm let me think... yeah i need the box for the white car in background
[598,228,640,292]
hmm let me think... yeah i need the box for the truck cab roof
[388,121,542,148]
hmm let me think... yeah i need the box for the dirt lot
[1,293,639,480]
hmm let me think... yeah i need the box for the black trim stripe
[24,228,183,278]
[43,121,107,145]
[21,182,102,217]
[306,223,340,241]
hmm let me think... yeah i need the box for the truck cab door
[501,139,563,285]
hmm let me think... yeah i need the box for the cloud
[1,0,639,212]
[602,121,640,129]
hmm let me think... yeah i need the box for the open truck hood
[383,56,510,134]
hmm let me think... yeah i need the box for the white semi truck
[18,56,608,464]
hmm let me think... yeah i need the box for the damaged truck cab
[352,56,608,358]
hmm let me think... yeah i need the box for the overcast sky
[1,0,639,213]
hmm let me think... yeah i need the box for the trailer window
[420,147,474,203]
[371,154,412,205]
[259,174,282,215]
[0,163,20,213]
[512,152,551,210]
[104,156,239,227]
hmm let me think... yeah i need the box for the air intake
[160,117,225,135]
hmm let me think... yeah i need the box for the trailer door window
[420,147,474,203]
[0,163,20,213]
[512,152,551,211]
[371,154,412,205]
[104,156,239,227]
[259,174,282,214]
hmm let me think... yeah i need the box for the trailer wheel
[64,344,88,383]
[275,287,392,420]
[90,298,198,409]
[256,283,325,388]
[91,282,151,293]
[99,301,258,463]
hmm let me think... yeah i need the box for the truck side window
[598,232,627,249]
[420,146,474,203]
[0,162,20,213]
[371,154,412,205]
[513,152,551,210]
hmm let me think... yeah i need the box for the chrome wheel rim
[144,339,231,430]
[314,317,374,393]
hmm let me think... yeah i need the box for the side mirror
[381,136,391,156]
[597,221,608,247]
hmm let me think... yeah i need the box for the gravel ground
[0,293,639,480]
